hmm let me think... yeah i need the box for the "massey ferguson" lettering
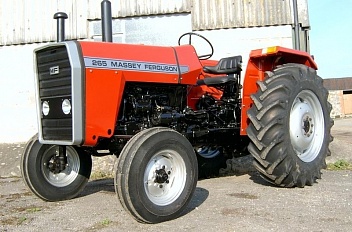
[84,57,189,74]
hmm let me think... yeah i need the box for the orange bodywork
[78,41,317,145]
[79,41,204,145]
[240,46,318,135]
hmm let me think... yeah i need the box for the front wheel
[247,64,333,187]
[21,135,92,201]
[115,127,198,223]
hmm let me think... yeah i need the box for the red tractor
[22,11,333,223]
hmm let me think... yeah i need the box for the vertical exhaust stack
[101,0,113,42]
[53,12,68,42]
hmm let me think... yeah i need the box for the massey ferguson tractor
[21,5,333,224]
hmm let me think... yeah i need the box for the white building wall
[1,0,308,46]
[194,25,293,73]
[88,13,192,45]
[0,44,42,142]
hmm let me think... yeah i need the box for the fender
[240,46,318,135]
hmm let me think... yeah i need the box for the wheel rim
[41,146,80,187]
[196,146,221,158]
[144,149,187,206]
[289,90,325,162]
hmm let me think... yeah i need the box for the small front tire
[115,127,198,223]
[21,135,92,201]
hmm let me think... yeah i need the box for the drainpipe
[292,0,300,50]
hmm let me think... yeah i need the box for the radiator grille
[36,45,72,141]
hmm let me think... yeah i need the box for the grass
[101,218,112,226]
[327,159,352,171]
[18,217,27,225]
[90,218,115,230]
[90,171,113,180]
[26,207,42,213]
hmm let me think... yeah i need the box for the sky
[308,0,352,78]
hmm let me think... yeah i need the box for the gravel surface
[0,117,351,231]
[0,170,351,232]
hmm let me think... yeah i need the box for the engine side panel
[79,41,203,146]
[84,68,125,145]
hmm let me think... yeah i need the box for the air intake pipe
[101,0,113,42]
[53,12,68,42]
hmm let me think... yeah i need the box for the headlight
[42,101,50,116]
[62,99,71,115]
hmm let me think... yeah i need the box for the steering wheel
[178,32,214,60]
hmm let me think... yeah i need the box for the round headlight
[42,101,50,116]
[62,99,71,115]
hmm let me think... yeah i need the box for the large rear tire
[247,64,333,187]
[115,127,198,223]
[21,134,92,201]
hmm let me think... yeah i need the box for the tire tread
[247,63,333,187]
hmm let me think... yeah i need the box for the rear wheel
[247,64,333,187]
[21,135,92,201]
[115,127,198,223]
[196,146,227,178]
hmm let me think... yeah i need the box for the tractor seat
[196,75,237,86]
[197,55,241,86]
[203,55,242,75]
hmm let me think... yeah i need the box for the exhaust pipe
[101,0,113,42]
[53,12,68,42]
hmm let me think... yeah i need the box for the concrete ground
[0,118,351,231]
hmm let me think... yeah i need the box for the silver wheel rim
[144,149,186,206]
[42,146,80,187]
[197,146,221,158]
[289,90,325,162]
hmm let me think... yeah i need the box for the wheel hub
[47,155,64,174]
[303,115,313,137]
[47,146,67,174]
[42,146,80,187]
[154,166,170,184]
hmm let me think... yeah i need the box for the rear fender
[240,46,318,135]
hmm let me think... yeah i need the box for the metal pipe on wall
[292,0,300,50]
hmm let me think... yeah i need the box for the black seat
[196,75,237,86]
[203,55,242,75]
[197,55,242,86]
